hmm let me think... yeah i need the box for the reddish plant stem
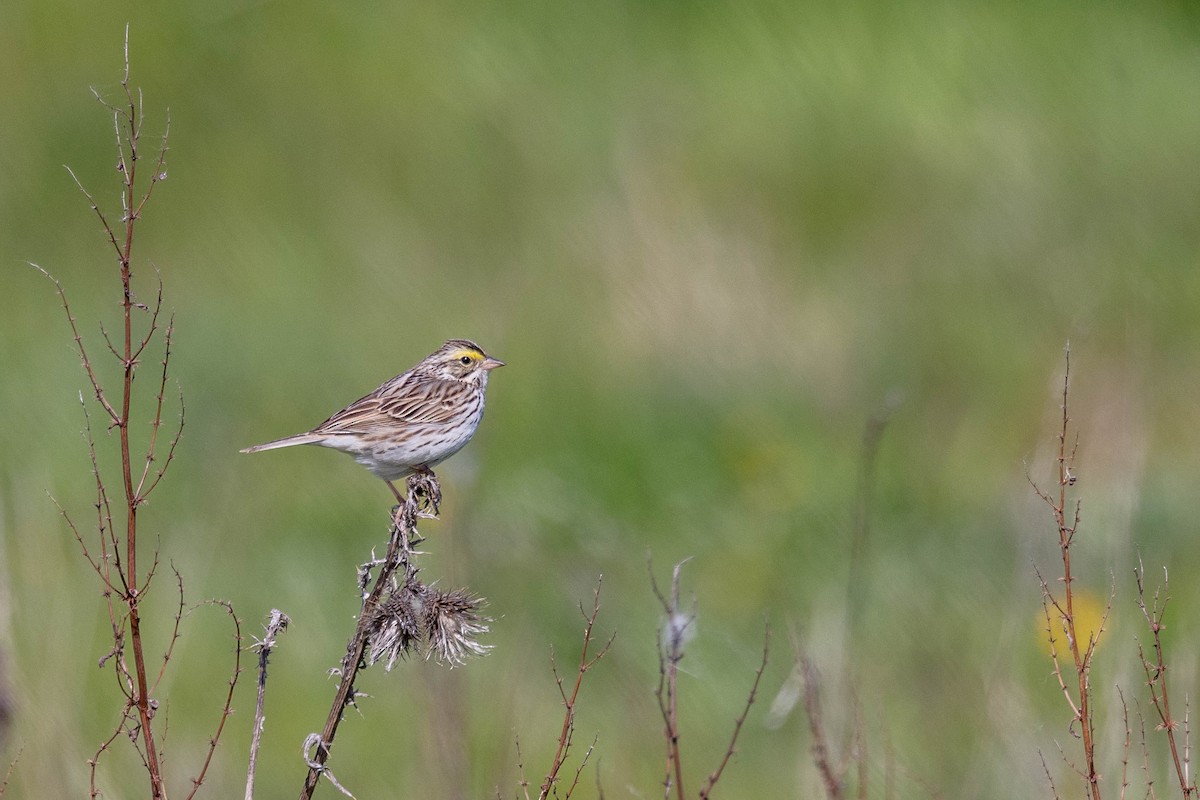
[1033,348,1099,800]
[1134,564,1196,798]
[539,580,611,800]
[107,45,164,798]
[1052,353,1098,800]
[651,561,692,800]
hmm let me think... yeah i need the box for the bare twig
[516,734,532,800]
[30,264,120,424]
[0,747,21,798]
[1036,563,1082,723]
[648,559,763,799]
[1041,750,1063,800]
[1134,559,1197,797]
[560,735,600,800]
[801,652,844,800]
[1118,687,1132,800]
[538,579,612,800]
[181,600,242,799]
[151,567,187,694]
[132,111,170,221]
[41,28,245,799]
[88,723,127,799]
[136,309,185,502]
[698,621,769,799]
[246,609,290,800]
[47,491,103,581]
[79,394,129,601]
[62,166,123,260]
[1186,698,1193,797]
[651,559,694,800]
[1031,346,1102,800]
[129,272,163,362]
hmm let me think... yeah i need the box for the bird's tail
[240,432,323,454]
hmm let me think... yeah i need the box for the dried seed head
[667,611,695,654]
[366,584,424,671]
[364,581,491,670]
[425,587,492,667]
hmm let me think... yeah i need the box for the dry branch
[246,610,290,800]
[538,579,612,800]
[1134,560,1197,798]
[650,559,767,800]
[698,622,768,799]
[42,27,240,798]
[298,471,490,799]
[1031,346,1103,800]
[651,559,694,800]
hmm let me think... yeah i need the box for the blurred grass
[3,1,1200,797]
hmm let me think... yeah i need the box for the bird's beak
[482,357,505,370]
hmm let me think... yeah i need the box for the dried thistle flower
[424,587,492,666]
[364,581,490,670]
[365,580,425,671]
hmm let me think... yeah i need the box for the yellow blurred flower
[1037,588,1109,656]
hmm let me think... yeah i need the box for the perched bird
[241,339,504,503]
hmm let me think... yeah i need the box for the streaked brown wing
[312,372,461,434]
[376,376,465,424]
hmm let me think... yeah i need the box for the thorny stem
[185,601,243,800]
[105,34,168,796]
[1058,355,1098,799]
[151,568,186,694]
[247,610,290,800]
[648,560,762,799]
[48,27,203,799]
[1057,352,1098,800]
[1117,687,1132,800]
[0,751,18,797]
[1032,346,1102,800]
[651,560,693,800]
[1135,561,1197,797]
[698,622,768,799]
[298,473,436,800]
[538,579,612,800]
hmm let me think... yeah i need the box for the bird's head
[422,339,505,384]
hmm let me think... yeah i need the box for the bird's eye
[460,356,472,365]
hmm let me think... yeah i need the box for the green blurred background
[4,1,1200,797]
